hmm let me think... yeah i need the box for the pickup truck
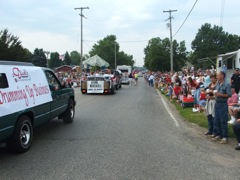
[0,61,76,153]
[81,75,117,94]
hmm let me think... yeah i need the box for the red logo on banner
[12,67,31,82]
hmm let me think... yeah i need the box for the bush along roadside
[158,89,235,138]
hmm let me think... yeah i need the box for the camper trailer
[116,65,132,84]
[217,49,240,82]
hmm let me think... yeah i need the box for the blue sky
[0,0,239,66]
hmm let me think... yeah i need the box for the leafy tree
[89,35,134,68]
[48,52,61,69]
[118,51,135,66]
[173,40,187,71]
[191,23,240,68]
[144,37,187,71]
[83,54,90,61]
[70,51,81,65]
[89,35,117,68]
[22,48,33,62]
[0,29,27,61]
[31,48,47,67]
[63,51,71,65]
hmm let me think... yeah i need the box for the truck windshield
[119,69,128,73]
[88,77,105,81]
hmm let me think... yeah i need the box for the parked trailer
[116,65,132,84]
[216,49,240,83]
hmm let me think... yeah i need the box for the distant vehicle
[116,65,132,84]
[110,69,122,90]
[0,61,76,153]
[81,75,117,94]
[138,72,143,77]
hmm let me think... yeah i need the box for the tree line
[144,23,240,71]
[0,29,134,69]
[1,23,240,71]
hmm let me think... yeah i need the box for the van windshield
[119,69,128,73]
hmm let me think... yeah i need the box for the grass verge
[158,89,235,138]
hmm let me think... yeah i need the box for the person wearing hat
[231,68,240,94]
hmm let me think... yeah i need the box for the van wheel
[62,99,75,124]
[7,115,33,153]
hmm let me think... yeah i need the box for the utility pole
[74,7,89,74]
[163,9,177,73]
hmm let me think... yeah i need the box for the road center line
[156,90,180,128]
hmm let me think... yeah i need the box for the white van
[116,65,132,84]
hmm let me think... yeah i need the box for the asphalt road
[1,78,240,180]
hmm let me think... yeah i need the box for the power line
[84,40,149,43]
[83,41,92,49]
[85,18,163,23]
[173,0,198,37]
[119,40,148,43]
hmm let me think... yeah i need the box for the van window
[0,73,9,88]
[218,60,221,68]
[45,71,61,91]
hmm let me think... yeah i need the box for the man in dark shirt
[212,71,232,144]
[231,68,240,94]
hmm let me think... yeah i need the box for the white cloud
[19,31,78,55]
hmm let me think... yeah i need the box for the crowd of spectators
[56,71,82,88]
[144,67,240,151]
[55,68,122,87]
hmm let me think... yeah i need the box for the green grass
[159,89,235,138]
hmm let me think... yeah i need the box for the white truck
[116,65,132,84]
[216,49,240,82]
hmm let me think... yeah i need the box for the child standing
[129,73,133,85]
[198,89,206,112]
[173,83,182,101]
[168,83,173,102]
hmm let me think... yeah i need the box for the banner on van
[0,65,53,117]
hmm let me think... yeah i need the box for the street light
[44,51,50,67]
